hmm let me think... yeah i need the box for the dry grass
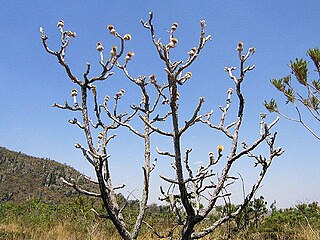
[0,221,220,240]
[1,219,319,240]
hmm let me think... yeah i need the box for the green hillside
[0,146,94,204]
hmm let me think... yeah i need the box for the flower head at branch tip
[149,74,157,84]
[171,22,178,31]
[260,113,267,119]
[237,42,244,52]
[66,31,76,38]
[188,47,197,56]
[227,88,234,95]
[104,95,110,102]
[115,89,125,98]
[40,27,46,39]
[107,24,114,31]
[123,34,132,41]
[200,20,206,28]
[71,89,78,105]
[96,42,104,52]
[217,145,224,153]
[57,20,64,28]
[167,38,178,49]
[171,37,178,44]
[249,47,256,54]
[125,51,135,60]
[209,152,215,164]
[110,29,116,35]
[107,24,116,35]
[110,45,117,56]
[184,72,192,79]
[71,89,78,97]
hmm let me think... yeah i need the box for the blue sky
[0,1,319,208]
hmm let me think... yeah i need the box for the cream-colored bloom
[188,47,197,56]
[71,89,77,97]
[185,72,192,79]
[209,152,215,164]
[110,45,117,56]
[227,88,234,94]
[237,42,244,51]
[171,22,178,31]
[96,42,104,51]
[110,29,116,35]
[125,51,134,60]
[249,47,256,54]
[149,74,156,84]
[66,31,76,38]
[171,37,178,44]
[123,34,132,41]
[57,20,64,28]
[107,25,114,31]
[71,89,78,105]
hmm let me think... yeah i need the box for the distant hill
[0,147,95,204]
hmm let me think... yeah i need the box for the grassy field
[0,198,319,239]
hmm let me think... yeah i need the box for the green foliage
[270,76,295,103]
[209,198,320,239]
[271,77,287,91]
[266,47,320,140]
[259,201,320,239]
[312,79,320,91]
[307,48,320,72]
[268,48,320,107]
[309,95,320,110]
[290,58,308,86]
[264,98,278,113]
[284,88,295,103]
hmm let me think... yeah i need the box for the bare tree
[265,48,320,140]
[40,20,156,240]
[139,12,283,239]
[41,12,283,240]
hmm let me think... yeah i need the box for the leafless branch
[60,177,101,197]
[156,147,175,158]
[179,97,204,135]
[52,101,82,111]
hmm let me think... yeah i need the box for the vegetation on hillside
[0,147,96,204]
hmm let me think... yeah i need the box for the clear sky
[0,1,319,208]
